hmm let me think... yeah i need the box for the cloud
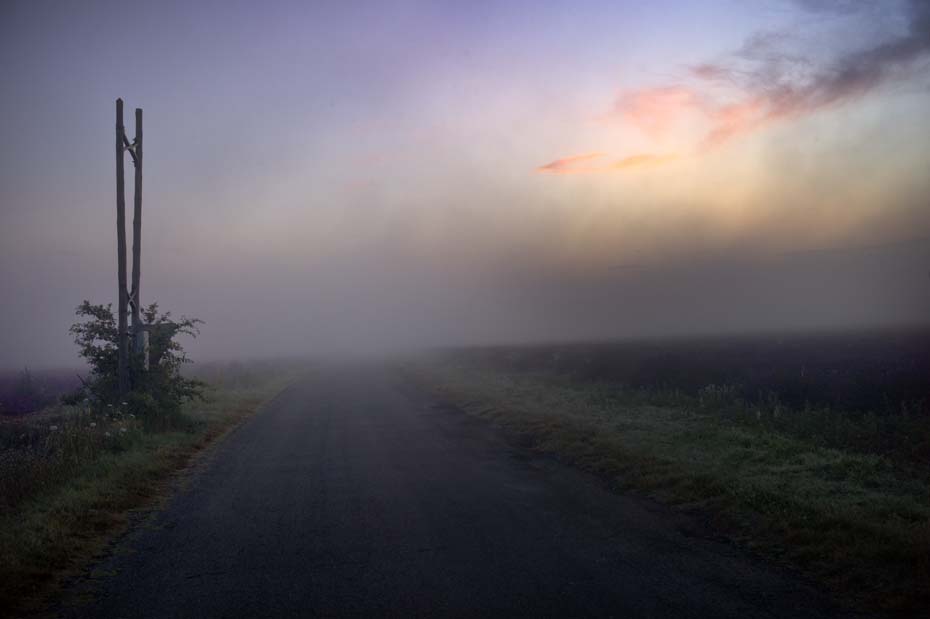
[702,98,768,146]
[538,0,929,176]
[536,152,607,174]
[610,153,678,170]
[613,86,703,138]
[624,0,930,149]
[537,152,675,174]
[755,1,930,115]
[791,0,871,14]
[691,63,734,82]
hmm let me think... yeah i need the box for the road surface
[62,365,841,617]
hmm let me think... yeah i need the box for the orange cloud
[537,152,676,174]
[611,153,678,170]
[614,86,704,138]
[701,97,768,148]
[612,85,776,150]
[536,152,607,174]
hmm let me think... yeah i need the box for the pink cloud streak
[537,152,676,175]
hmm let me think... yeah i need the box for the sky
[1,0,929,368]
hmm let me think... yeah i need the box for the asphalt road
[62,365,841,618]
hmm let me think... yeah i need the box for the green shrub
[69,300,205,426]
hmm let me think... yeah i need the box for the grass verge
[0,366,300,615]
[411,360,930,615]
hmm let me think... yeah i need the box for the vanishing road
[63,365,841,617]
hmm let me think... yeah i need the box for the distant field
[0,368,82,415]
[450,327,930,416]
[412,327,930,613]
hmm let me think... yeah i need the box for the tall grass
[0,404,148,514]
[535,374,930,471]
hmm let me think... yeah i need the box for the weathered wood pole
[115,98,129,396]
[131,107,143,360]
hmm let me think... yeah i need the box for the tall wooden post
[115,99,129,396]
[131,107,143,354]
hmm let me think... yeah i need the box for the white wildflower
[119,428,127,434]
[104,431,111,437]
[89,422,97,428]
[49,425,59,431]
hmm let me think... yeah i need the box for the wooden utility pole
[115,99,129,396]
[130,107,143,353]
[115,99,145,394]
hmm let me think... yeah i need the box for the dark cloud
[791,0,873,14]
[674,0,930,147]
[767,0,930,115]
